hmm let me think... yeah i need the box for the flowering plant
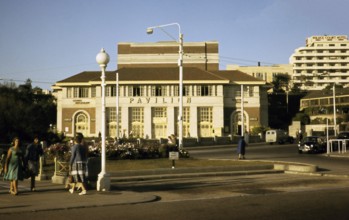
[47,143,71,161]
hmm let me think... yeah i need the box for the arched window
[75,112,89,137]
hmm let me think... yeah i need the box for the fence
[328,139,348,154]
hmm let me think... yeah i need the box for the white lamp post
[241,84,244,136]
[146,23,184,148]
[333,83,337,136]
[96,48,110,191]
[116,71,119,140]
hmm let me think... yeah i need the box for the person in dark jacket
[25,136,43,191]
[237,136,246,160]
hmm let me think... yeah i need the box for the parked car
[337,131,349,139]
[298,136,326,154]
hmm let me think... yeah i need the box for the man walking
[25,136,43,191]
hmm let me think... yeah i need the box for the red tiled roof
[56,67,264,85]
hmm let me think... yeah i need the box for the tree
[0,80,57,144]
[271,73,290,93]
[268,74,306,130]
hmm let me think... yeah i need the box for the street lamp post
[146,23,184,149]
[241,84,244,136]
[320,72,338,136]
[96,48,110,191]
[333,83,337,136]
[116,71,120,140]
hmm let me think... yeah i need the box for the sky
[1,0,349,90]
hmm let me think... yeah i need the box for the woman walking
[237,136,247,160]
[4,137,24,195]
[69,134,88,195]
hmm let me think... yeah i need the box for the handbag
[23,167,31,179]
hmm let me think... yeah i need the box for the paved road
[2,173,349,220]
[2,142,349,219]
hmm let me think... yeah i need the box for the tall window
[152,107,167,138]
[107,107,121,137]
[176,107,190,137]
[130,107,144,138]
[67,87,73,98]
[198,107,213,137]
[91,87,96,97]
[75,112,88,137]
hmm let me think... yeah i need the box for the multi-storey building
[118,41,219,71]
[290,35,349,90]
[52,41,269,141]
[226,64,292,84]
[299,88,349,135]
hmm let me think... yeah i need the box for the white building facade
[52,42,269,141]
[290,35,349,90]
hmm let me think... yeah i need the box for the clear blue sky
[1,0,348,90]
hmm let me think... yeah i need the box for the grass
[105,158,272,171]
[42,157,273,176]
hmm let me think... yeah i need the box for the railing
[328,139,348,154]
[53,157,69,177]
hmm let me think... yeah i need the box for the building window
[106,86,111,97]
[173,86,179,96]
[198,107,213,137]
[197,85,210,96]
[175,107,190,137]
[152,107,167,138]
[67,88,73,98]
[75,112,89,137]
[152,85,167,96]
[183,107,190,137]
[130,107,144,138]
[184,85,190,96]
[111,85,117,97]
[154,107,167,118]
[107,107,121,138]
[73,87,89,98]
[91,87,96,97]
[129,85,143,97]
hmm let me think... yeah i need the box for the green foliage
[292,112,310,125]
[0,82,57,143]
[271,73,290,93]
[251,126,270,135]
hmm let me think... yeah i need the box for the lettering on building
[129,97,191,104]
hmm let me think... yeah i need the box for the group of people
[2,133,246,195]
[2,136,43,195]
[2,133,89,196]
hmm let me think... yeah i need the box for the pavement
[0,147,349,215]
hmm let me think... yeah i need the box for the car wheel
[298,150,302,154]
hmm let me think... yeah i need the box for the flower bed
[47,140,190,161]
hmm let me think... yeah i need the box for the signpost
[169,151,179,169]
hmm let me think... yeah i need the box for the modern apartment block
[290,35,349,90]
